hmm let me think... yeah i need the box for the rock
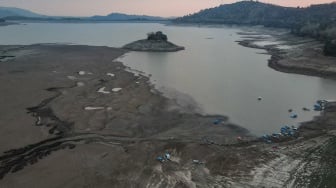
[123,31,184,52]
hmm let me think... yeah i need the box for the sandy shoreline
[0,42,335,187]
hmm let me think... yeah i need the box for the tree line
[174,1,336,56]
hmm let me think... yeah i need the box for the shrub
[324,40,336,57]
[147,31,168,41]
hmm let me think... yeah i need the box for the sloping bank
[237,28,336,79]
[234,28,336,187]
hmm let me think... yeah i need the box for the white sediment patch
[97,87,110,94]
[107,73,115,77]
[248,154,301,187]
[276,45,293,50]
[253,40,280,47]
[37,116,42,125]
[76,82,85,87]
[112,88,122,92]
[67,76,76,80]
[78,71,86,75]
[84,107,105,110]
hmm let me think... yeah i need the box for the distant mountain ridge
[0,7,46,18]
[0,7,167,21]
[89,13,166,21]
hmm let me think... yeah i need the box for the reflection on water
[1,23,336,135]
[120,25,336,136]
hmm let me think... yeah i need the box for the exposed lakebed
[1,23,336,135]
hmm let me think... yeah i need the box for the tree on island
[123,31,184,51]
[147,31,168,41]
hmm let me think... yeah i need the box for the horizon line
[1,1,335,18]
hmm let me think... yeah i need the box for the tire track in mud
[0,85,133,179]
[0,82,264,180]
[0,82,202,180]
[27,87,74,136]
[0,85,78,179]
[0,132,140,180]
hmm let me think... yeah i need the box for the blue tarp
[290,114,298,118]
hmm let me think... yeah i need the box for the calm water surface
[1,23,336,135]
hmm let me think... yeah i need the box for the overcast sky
[0,0,334,17]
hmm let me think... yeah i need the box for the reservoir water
[1,22,336,135]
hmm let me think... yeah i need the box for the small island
[123,31,185,52]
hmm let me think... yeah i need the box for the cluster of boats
[262,100,330,143]
[262,125,298,143]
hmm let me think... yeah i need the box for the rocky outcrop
[123,31,185,52]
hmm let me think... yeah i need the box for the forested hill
[174,1,336,56]
[175,1,336,27]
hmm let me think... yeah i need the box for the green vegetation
[324,40,336,56]
[175,1,336,56]
[175,1,301,27]
[147,31,168,41]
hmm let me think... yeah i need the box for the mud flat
[0,43,335,187]
[0,44,253,187]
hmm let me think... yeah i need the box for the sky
[0,0,334,17]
